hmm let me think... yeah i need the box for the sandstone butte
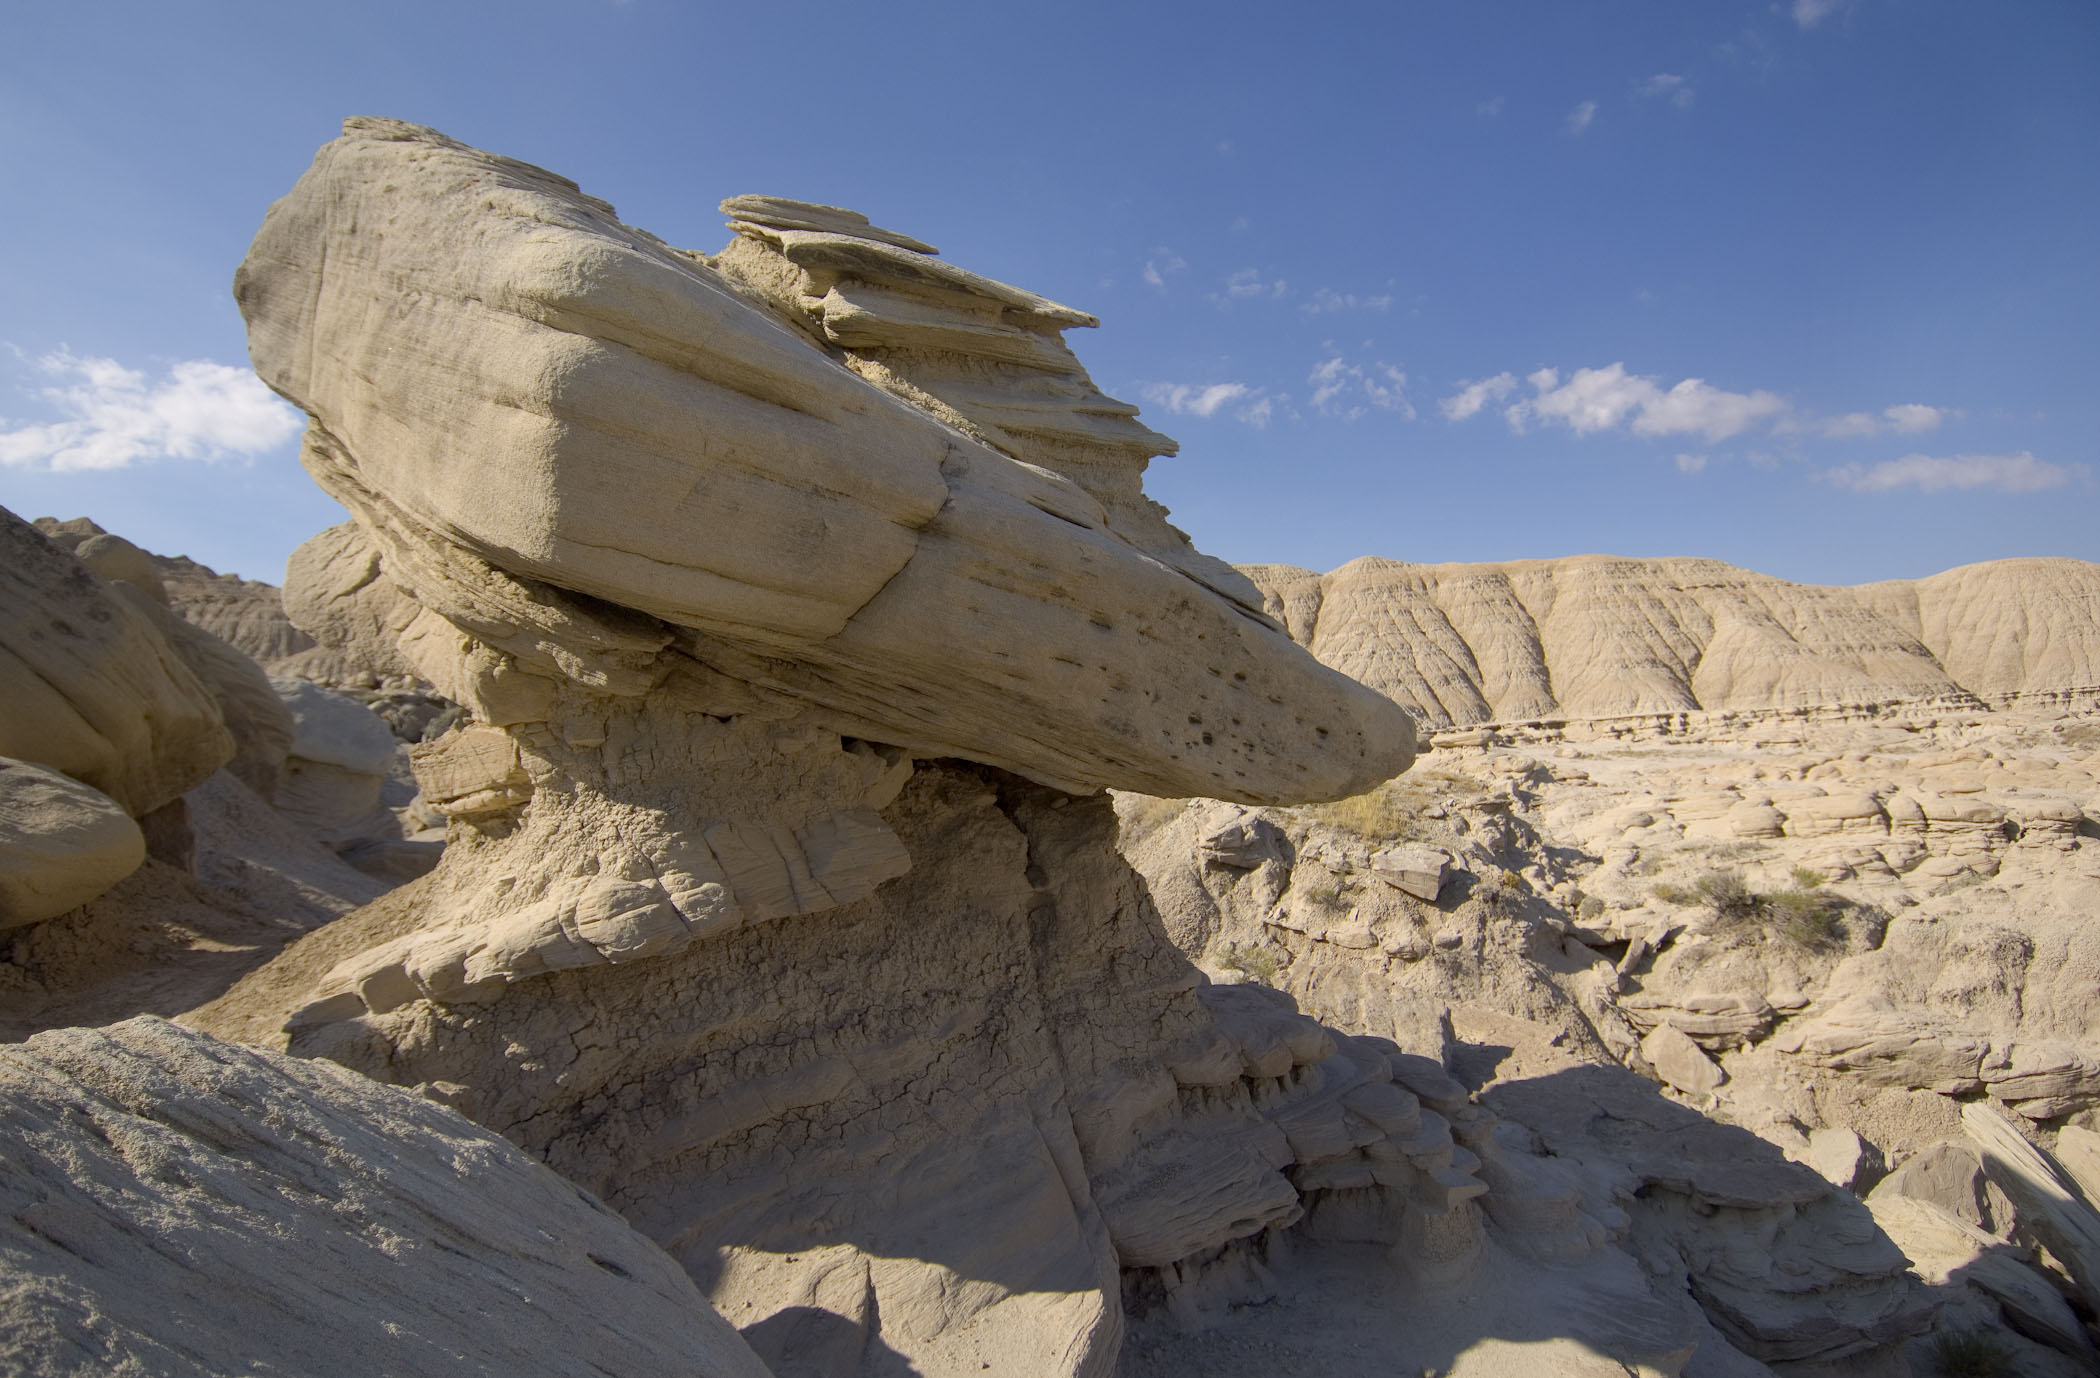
[5,115,2099,1378]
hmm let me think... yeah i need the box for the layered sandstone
[185,117,1438,1377]
[1246,554,2100,728]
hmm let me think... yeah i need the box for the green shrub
[1657,871,1849,951]
[1217,942,1283,985]
[1931,1329,2011,1378]
[1301,881,1344,907]
[1766,888,1846,951]
[1692,871,1764,923]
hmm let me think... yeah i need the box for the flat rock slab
[0,1017,771,1378]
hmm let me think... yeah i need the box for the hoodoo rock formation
[1249,554,2100,729]
[176,117,1475,1376]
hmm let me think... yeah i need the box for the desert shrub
[1305,770,1465,840]
[1307,786,1420,839]
[1930,1330,2011,1378]
[1693,871,1764,923]
[1217,942,1284,985]
[1577,894,1606,921]
[1300,880,1344,907]
[1660,870,1851,951]
[1766,887,1846,951]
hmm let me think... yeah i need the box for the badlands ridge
[3,117,2099,1378]
[1247,555,2100,728]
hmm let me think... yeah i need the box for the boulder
[1642,1022,1728,1096]
[0,507,233,816]
[0,758,144,928]
[1369,844,1451,901]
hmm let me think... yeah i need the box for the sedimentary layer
[1245,554,2100,728]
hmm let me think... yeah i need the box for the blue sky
[2,0,2094,587]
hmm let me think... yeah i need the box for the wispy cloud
[1301,287,1393,314]
[1675,453,1708,475]
[1638,73,1695,108]
[1477,96,1505,117]
[1439,373,1518,422]
[1142,249,1187,289]
[0,349,301,472]
[1502,363,1785,442]
[1218,267,1288,302]
[1791,0,1846,29]
[1806,403,1948,439]
[1820,451,2078,495]
[1565,100,1598,135]
[1142,380,1285,432]
[1309,354,1414,421]
[1139,381,1260,421]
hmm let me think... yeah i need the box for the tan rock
[0,1017,772,1378]
[1369,843,1450,901]
[0,507,233,816]
[237,118,1411,804]
[0,758,145,928]
[1643,1022,1728,1095]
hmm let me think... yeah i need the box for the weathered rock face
[0,1017,773,1378]
[1247,553,2100,728]
[35,515,316,667]
[0,507,234,818]
[197,117,1432,1376]
[240,117,1410,803]
[1856,557,2100,704]
[1123,698,2100,1372]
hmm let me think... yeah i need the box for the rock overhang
[237,117,1414,803]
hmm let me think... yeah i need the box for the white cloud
[1810,402,1948,438]
[1883,403,1944,434]
[1142,250,1187,289]
[0,349,301,472]
[1638,74,1694,108]
[1139,381,1254,419]
[1439,372,1517,422]
[1477,96,1505,117]
[1503,362,1785,442]
[1675,453,1708,475]
[1637,376,1788,441]
[1565,100,1598,135]
[1792,0,1844,28]
[1238,395,1275,429]
[1820,451,2078,495]
[1309,355,1414,420]
[1301,287,1393,314]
